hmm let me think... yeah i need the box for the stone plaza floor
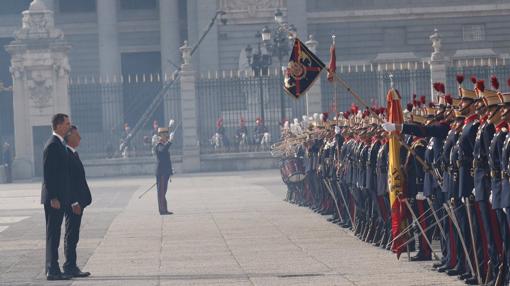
[0,170,465,285]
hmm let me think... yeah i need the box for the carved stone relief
[220,0,286,22]
[26,70,53,109]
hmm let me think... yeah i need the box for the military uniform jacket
[405,137,427,199]
[457,116,479,198]
[473,120,495,202]
[366,140,381,196]
[443,129,460,199]
[499,131,510,208]
[423,136,443,197]
[376,142,388,197]
[154,141,173,177]
[489,126,506,208]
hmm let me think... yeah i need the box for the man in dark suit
[63,125,92,278]
[41,113,72,280]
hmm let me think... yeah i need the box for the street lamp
[245,31,272,121]
[244,10,296,123]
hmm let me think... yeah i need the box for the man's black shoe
[160,211,173,215]
[458,272,471,280]
[410,254,432,262]
[46,272,72,281]
[437,265,451,273]
[64,268,91,278]
[433,261,445,269]
[447,268,464,276]
[464,277,478,285]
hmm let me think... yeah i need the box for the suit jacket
[41,135,70,205]
[67,148,92,207]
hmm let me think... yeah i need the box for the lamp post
[244,9,296,123]
[245,30,272,121]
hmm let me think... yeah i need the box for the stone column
[179,41,200,172]
[97,0,123,132]
[6,0,70,179]
[304,35,322,115]
[160,0,181,124]
[287,0,308,41]
[429,29,448,102]
[195,1,219,72]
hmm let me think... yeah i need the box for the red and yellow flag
[386,88,407,258]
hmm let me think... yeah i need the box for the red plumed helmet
[432,82,440,92]
[428,102,435,108]
[456,74,464,85]
[420,95,426,105]
[322,112,329,121]
[406,103,413,112]
[476,80,485,92]
[343,111,350,119]
[491,75,500,90]
[362,109,370,118]
[412,94,417,100]
[379,107,386,114]
[439,83,445,94]
[471,75,477,84]
[444,94,453,105]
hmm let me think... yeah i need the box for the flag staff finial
[332,34,336,44]
[389,73,394,89]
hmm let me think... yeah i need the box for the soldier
[473,78,503,284]
[405,110,431,261]
[154,127,174,215]
[235,117,249,148]
[497,89,510,285]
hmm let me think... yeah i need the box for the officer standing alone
[154,126,174,215]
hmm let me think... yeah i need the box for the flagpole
[277,22,441,188]
[296,38,441,188]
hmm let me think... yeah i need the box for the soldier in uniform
[497,89,510,285]
[473,79,503,284]
[154,127,174,215]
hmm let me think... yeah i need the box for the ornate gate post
[429,29,448,102]
[179,41,201,172]
[6,0,71,178]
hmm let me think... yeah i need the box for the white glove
[168,119,175,128]
[169,132,175,142]
[381,122,396,132]
[334,126,341,134]
[489,193,493,205]
[461,197,465,204]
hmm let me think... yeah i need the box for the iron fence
[321,62,431,113]
[196,69,306,154]
[446,60,510,95]
[68,73,181,159]
[66,60,510,160]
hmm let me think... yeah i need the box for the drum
[282,157,305,183]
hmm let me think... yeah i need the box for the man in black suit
[41,113,72,280]
[63,125,92,278]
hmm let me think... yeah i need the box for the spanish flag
[284,38,324,98]
[386,88,407,258]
